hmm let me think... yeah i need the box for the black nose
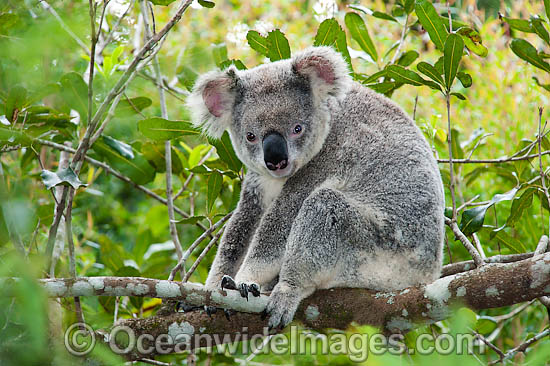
[263,132,288,171]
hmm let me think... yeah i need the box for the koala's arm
[204,173,263,289]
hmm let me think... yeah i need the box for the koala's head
[187,46,350,179]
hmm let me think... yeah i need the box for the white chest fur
[257,174,286,208]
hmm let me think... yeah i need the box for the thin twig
[35,139,211,234]
[390,13,410,64]
[168,213,232,281]
[488,328,550,365]
[438,150,550,164]
[445,217,484,267]
[140,0,185,278]
[445,93,458,224]
[472,233,486,260]
[98,0,135,55]
[472,330,505,363]
[38,0,90,55]
[182,228,224,282]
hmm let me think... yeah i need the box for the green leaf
[531,17,550,45]
[457,72,472,88]
[177,65,198,91]
[246,31,269,57]
[404,0,415,14]
[457,27,488,57]
[114,97,152,118]
[501,16,534,33]
[366,82,400,94]
[397,50,419,67]
[266,30,291,61]
[510,38,550,72]
[460,188,518,235]
[475,318,497,334]
[314,18,340,46]
[219,59,247,70]
[208,132,242,173]
[356,70,386,84]
[415,0,448,50]
[345,12,378,62]
[451,92,466,100]
[386,65,425,86]
[533,76,550,92]
[40,167,86,190]
[545,0,550,22]
[491,230,526,253]
[443,33,464,90]
[198,0,215,8]
[0,126,31,147]
[372,11,398,23]
[5,85,27,122]
[505,187,536,228]
[59,72,89,124]
[207,171,223,213]
[335,28,353,71]
[141,142,183,174]
[93,136,155,185]
[149,0,177,5]
[175,215,207,225]
[417,61,444,86]
[212,43,228,67]
[138,117,199,141]
[460,204,490,236]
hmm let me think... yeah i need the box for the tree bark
[4,253,549,359]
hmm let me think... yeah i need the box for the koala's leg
[204,180,263,289]
[265,187,364,330]
[232,188,309,295]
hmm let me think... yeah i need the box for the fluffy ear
[291,46,351,103]
[186,67,238,138]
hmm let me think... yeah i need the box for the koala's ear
[186,67,238,138]
[291,46,351,103]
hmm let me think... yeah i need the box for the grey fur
[187,46,445,329]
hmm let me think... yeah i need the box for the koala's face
[187,47,350,179]
[229,71,330,178]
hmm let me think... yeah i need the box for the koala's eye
[246,132,256,142]
[293,124,303,135]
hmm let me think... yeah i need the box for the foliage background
[1,0,550,365]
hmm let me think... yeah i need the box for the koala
[187,46,445,330]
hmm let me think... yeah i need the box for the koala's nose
[263,132,288,171]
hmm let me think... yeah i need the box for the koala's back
[288,82,445,290]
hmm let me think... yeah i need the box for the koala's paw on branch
[221,275,261,300]
[263,284,302,331]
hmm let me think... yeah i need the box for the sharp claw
[224,309,235,321]
[221,275,237,291]
[260,309,268,320]
[205,306,217,317]
[238,283,249,300]
[249,283,260,297]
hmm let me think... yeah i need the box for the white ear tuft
[186,67,238,139]
[291,46,351,103]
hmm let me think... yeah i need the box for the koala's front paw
[264,284,301,331]
[220,275,260,301]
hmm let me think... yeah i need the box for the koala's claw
[204,306,217,317]
[238,283,249,300]
[221,275,260,301]
[221,275,237,291]
[176,301,202,312]
[224,308,235,321]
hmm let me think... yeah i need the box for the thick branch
[8,253,549,357]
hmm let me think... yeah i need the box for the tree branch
[5,253,548,358]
